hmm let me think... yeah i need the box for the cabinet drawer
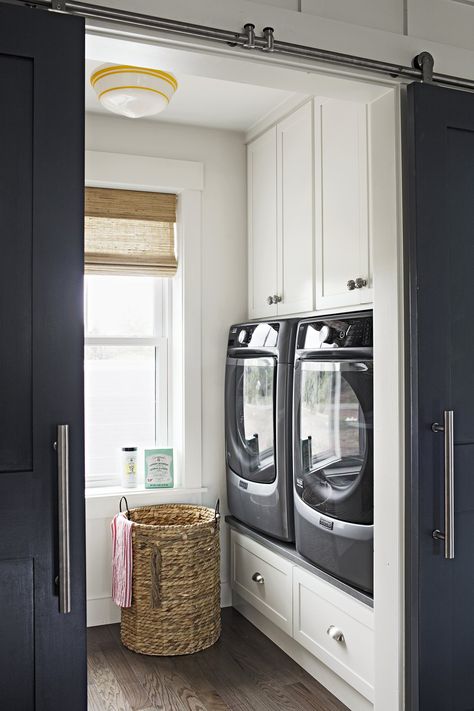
[293,567,374,701]
[231,530,293,634]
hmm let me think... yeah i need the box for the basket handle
[119,495,130,521]
[214,499,220,529]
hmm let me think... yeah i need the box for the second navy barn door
[0,3,86,710]
[406,82,474,710]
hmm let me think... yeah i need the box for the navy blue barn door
[0,3,86,709]
[406,82,474,711]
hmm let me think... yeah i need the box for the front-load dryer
[293,312,373,593]
[225,319,298,542]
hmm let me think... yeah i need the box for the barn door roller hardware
[15,0,474,91]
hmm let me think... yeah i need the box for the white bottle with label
[121,447,138,488]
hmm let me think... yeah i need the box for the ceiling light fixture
[90,63,178,119]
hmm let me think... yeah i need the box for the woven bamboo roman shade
[84,187,177,276]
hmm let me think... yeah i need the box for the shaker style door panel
[406,82,474,711]
[0,4,86,710]
[248,128,278,319]
[0,53,33,474]
[277,101,314,316]
[314,98,372,311]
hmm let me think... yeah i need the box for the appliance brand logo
[319,517,334,530]
[239,480,248,490]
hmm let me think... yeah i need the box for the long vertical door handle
[56,424,71,612]
[432,410,455,559]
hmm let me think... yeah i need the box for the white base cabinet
[230,529,374,706]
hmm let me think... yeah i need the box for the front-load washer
[225,319,298,542]
[293,312,373,593]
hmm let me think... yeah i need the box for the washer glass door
[297,359,373,523]
[226,356,276,483]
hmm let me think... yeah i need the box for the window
[83,186,177,488]
[84,275,170,487]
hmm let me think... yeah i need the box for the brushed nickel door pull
[432,410,455,559]
[56,425,71,613]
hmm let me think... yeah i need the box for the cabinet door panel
[277,102,314,316]
[314,98,372,311]
[248,128,278,319]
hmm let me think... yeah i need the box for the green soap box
[144,448,174,489]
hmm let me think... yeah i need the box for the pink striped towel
[111,513,133,608]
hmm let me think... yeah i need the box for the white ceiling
[85,59,300,132]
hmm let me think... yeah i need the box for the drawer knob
[252,572,264,585]
[355,277,367,289]
[266,295,274,305]
[272,294,282,304]
[347,279,356,291]
[327,625,345,643]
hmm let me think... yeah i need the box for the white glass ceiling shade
[90,64,178,119]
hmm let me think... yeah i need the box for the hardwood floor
[87,608,348,711]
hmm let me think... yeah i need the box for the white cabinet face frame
[314,97,373,312]
[276,100,314,316]
[248,127,278,319]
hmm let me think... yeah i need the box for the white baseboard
[87,580,233,628]
[232,592,373,711]
[220,579,232,607]
[87,595,121,627]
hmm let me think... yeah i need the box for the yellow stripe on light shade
[98,85,171,104]
[91,65,178,91]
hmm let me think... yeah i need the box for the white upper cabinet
[276,101,314,316]
[248,126,278,319]
[314,97,372,311]
[248,96,374,320]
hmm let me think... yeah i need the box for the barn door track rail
[13,0,474,90]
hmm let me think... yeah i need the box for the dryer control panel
[297,314,373,350]
[228,322,279,349]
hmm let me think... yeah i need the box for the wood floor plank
[87,608,350,711]
[286,680,350,711]
[88,648,133,711]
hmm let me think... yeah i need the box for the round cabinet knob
[272,294,282,304]
[252,572,264,585]
[347,279,356,291]
[355,277,367,289]
[327,625,345,643]
[238,329,248,344]
[266,295,274,305]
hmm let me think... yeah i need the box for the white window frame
[85,149,205,494]
[84,277,171,488]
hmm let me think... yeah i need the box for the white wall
[85,113,247,622]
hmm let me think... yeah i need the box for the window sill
[85,485,209,519]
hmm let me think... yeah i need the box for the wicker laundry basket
[120,500,221,656]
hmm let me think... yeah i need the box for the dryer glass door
[226,356,276,483]
[296,359,373,523]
